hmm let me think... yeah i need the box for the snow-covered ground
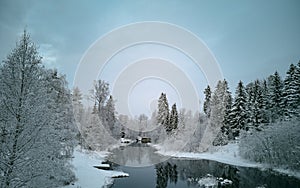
[64,147,129,188]
[152,142,260,168]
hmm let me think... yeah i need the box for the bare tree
[90,80,109,115]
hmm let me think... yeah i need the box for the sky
[0,0,300,116]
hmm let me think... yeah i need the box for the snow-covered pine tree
[157,93,170,132]
[267,71,284,122]
[138,114,148,136]
[260,79,270,124]
[210,81,227,128]
[72,87,83,121]
[169,103,179,132]
[246,80,268,128]
[73,87,83,104]
[72,87,84,144]
[81,111,107,150]
[222,80,233,135]
[203,85,212,117]
[228,80,248,138]
[178,108,186,131]
[0,31,75,187]
[282,64,300,119]
[43,69,77,184]
[295,61,300,106]
[104,95,116,134]
[210,80,232,145]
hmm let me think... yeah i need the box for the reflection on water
[155,162,178,188]
[110,145,300,188]
[108,143,169,167]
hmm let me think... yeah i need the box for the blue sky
[0,0,299,115]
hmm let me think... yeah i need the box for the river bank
[64,147,128,188]
[151,142,300,180]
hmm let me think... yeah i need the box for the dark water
[108,143,300,188]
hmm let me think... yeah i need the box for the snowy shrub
[212,131,229,146]
[239,119,300,170]
[157,112,207,153]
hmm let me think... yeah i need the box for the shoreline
[150,142,300,180]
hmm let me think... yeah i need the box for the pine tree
[267,71,284,122]
[210,80,232,145]
[178,108,186,130]
[222,80,233,132]
[229,81,248,137]
[203,85,212,117]
[72,87,84,123]
[169,103,179,132]
[164,113,171,133]
[296,61,300,106]
[260,79,270,124]
[282,64,300,119]
[246,80,268,127]
[157,93,170,132]
[72,87,83,104]
[105,95,116,134]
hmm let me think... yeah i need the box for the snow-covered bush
[156,112,207,153]
[239,119,300,170]
[77,108,118,151]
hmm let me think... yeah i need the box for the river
[107,143,300,188]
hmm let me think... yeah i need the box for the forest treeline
[203,62,300,145]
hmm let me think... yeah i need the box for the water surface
[108,143,300,188]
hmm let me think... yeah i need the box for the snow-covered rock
[120,138,132,143]
[198,176,218,187]
[197,174,233,188]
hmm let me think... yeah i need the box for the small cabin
[141,137,151,143]
[136,136,151,143]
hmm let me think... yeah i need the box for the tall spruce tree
[296,61,300,106]
[223,79,233,131]
[203,85,212,117]
[169,103,179,132]
[260,79,270,124]
[210,80,232,145]
[267,71,284,122]
[282,64,300,119]
[157,93,170,132]
[248,80,267,127]
[104,95,116,134]
[229,81,248,137]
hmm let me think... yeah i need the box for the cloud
[38,43,58,69]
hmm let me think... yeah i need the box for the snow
[220,178,233,185]
[96,163,110,168]
[272,168,300,180]
[188,174,233,188]
[64,147,129,188]
[152,142,261,168]
[120,138,133,143]
[198,176,218,187]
